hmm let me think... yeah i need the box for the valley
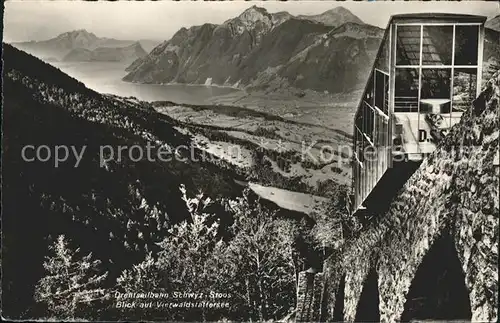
[9,6,376,203]
[40,56,355,216]
[43,48,358,212]
[155,101,353,189]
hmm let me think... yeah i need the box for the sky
[3,0,499,43]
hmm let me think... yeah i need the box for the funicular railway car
[352,13,486,216]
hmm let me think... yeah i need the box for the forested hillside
[1,43,243,318]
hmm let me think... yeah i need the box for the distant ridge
[62,41,148,63]
[11,29,160,61]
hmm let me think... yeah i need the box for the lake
[50,61,243,105]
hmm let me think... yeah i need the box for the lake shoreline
[49,61,359,123]
[128,80,246,91]
[50,61,244,105]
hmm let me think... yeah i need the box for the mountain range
[123,6,385,94]
[11,29,159,61]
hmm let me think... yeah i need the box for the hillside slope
[1,43,241,318]
[123,6,384,94]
